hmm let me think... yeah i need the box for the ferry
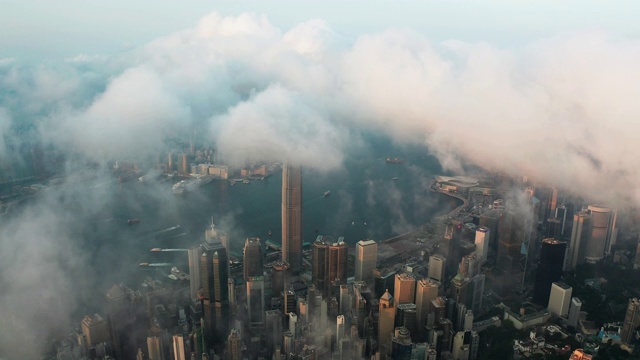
[386,157,404,164]
[139,262,150,267]
[150,248,162,252]
[323,190,331,197]
[392,177,399,181]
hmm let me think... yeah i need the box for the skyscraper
[622,298,640,344]
[443,220,463,278]
[548,282,572,317]
[585,205,614,263]
[227,329,242,360]
[172,335,186,360]
[328,238,348,293]
[282,164,302,273]
[533,239,567,306]
[188,245,203,301]
[379,290,396,357]
[246,276,265,325]
[567,210,591,270]
[243,237,263,280]
[428,255,446,282]
[474,227,489,263]
[355,240,378,285]
[394,273,416,305]
[415,279,440,340]
[497,209,526,273]
[312,235,347,296]
[199,239,229,346]
[147,336,165,360]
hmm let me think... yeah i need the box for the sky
[1,2,640,358]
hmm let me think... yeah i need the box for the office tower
[391,327,413,360]
[227,329,242,360]
[339,284,351,315]
[533,239,567,306]
[428,255,446,282]
[312,237,329,295]
[463,310,473,331]
[548,282,572,317]
[555,205,568,237]
[459,253,481,278]
[374,268,397,299]
[568,298,582,328]
[283,286,297,316]
[379,290,396,357]
[81,313,109,349]
[549,188,559,214]
[137,348,145,360]
[265,310,283,356]
[282,164,302,273]
[246,276,265,325]
[188,245,204,301]
[394,273,416,305]
[416,279,439,339]
[167,152,173,172]
[328,238,348,294]
[243,237,263,280]
[621,298,640,344]
[199,239,229,346]
[443,219,463,277]
[546,217,562,239]
[469,274,485,316]
[288,312,298,335]
[497,209,526,273]
[228,278,236,313]
[105,284,142,359]
[451,331,470,360]
[179,153,188,175]
[173,335,186,360]
[474,227,489,263]
[147,336,165,360]
[567,210,591,270]
[272,260,289,295]
[355,240,378,285]
[479,208,500,248]
[396,303,417,338]
[584,205,615,262]
[312,235,347,296]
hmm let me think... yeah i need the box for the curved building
[585,205,613,263]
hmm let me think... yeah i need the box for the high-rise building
[568,298,582,328]
[585,205,614,263]
[443,220,463,278]
[555,205,568,237]
[567,210,591,270]
[533,239,567,306]
[415,279,440,340]
[282,164,302,273]
[374,268,397,299]
[391,327,413,360]
[246,276,265,325]
[147,336,165,360]
[265,309,283,356]
[378,290,396,357]
[188,245,204,301]
[497,209,526,273]
[479,209,500,250]
[337,315,346,345]
[546,217,562,239]
[312,235,347,296]
[199,239,229,346]
[548,282,572,317]
[81,313,109,349]
[394,273,416,305]
[105,284,142,359]
[271,260,289,296]
[355,240,378,285]
[621,298,640,344]
[227,329,242,360]
[428,255,446,283]
[243,237,263,280]
[172,335,186,360]
[474,227,489,263]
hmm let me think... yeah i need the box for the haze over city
[1,2,640,360]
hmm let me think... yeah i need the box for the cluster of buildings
[49,170,640,360]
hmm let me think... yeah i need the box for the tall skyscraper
[379,290,396,357]
[394,273,416,305]
[497,209,526,273]
[243,237,263,280]
[567,209,591,270]
[622,298,640,344]
[312,235,347,296]
[533,239,567,306]
[105,284,142,359]
[428,255,446,282]
[548,282,572,317]
[246,276,265,325]
[415,279,440,340]
[355,240,378,285]
[585,205,614,263]
[282,164,302,273]
[474,227,489,263]
[188,245,204,301]
[172,335,186,360]
[568,298,582,328]
[199,239,229,346]
[147,336,165,360]
[443,220,463,278]
[81,313,109,349]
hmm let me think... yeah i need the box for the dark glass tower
[532,238,566,306]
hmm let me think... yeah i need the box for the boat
[150,248,161,252]
[168,274,179,281]
[352,221,355,225]
[268,230,272,237]
[392,177,399,181]
[323,190,331,197]
[386,157,404,164]
[242,179,251,184]
[128,218,141,225]
[364,222,367,226]
[139,262,149,267]
[173,176,215,194]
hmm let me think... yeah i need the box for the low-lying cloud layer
[0,11,639,358]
